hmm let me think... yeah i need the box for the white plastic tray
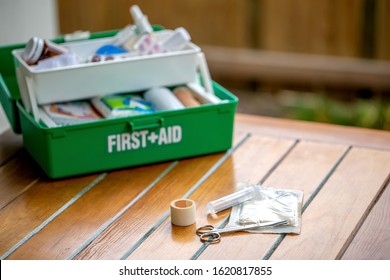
[12,30,203,116]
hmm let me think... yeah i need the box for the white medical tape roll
[170,199,196,227]
[144,87,185,111]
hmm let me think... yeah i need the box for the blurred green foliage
[280,91,390,130]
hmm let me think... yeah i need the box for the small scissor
[196,220,289,243]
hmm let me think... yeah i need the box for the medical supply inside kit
[144,87,185,111]
[91,93,154,119]
[41,101,102,126]
[0,5,238,178]
[173,87,201,108]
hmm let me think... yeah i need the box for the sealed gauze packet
[227,185,303,234]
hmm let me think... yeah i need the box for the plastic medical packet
[226,184,304,234]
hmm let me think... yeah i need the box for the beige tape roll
[173,87,201,108]
[170,199,196,226]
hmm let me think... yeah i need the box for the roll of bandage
[144,87,185,111]
[170,199,196,227]
[173,87,201,108]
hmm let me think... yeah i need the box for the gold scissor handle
[196,225,221,243]
[199,232,221,243]
[196,225,215,235]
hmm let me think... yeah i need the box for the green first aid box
[0,30,238,178]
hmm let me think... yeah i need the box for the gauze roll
[144,87,185,111]
[170,199,196,226]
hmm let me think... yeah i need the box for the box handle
[196,52,214,95]
[128,117,164,131]
[25,76,40,121]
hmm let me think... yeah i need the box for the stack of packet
[91,94,154,118]
[39,93,154,127]
[41,101,102,126]
[227,184,303,234]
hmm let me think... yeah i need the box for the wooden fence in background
[57,0,389,59]
[57,0,390,88]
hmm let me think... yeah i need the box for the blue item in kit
[96,44,127,55]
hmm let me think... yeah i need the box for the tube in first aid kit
[144,87,185,111]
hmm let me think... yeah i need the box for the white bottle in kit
[144,87,185,111]
[130,5,159,54]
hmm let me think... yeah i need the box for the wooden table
[1,114,389,260]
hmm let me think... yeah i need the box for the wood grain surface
[342,181,390,260]
[0,130,22,166]
[235,114,390,150]
[198,141,347,260]
[127,135,295,260]
[269,147,390,259]
[1,114,389,260]
[0,151,40,210]
[72,153,225,260]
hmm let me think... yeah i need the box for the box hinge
[51,129,67,139]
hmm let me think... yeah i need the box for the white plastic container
[12,30,201,115]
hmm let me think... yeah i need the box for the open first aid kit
[0,6,238,178]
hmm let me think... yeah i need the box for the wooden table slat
[70,133,250,260]
[0,173,101,258]
[5,162,174,259]
[341,181,390,260]
[72,154,225,260]
[1,114,390,260]
[235,114,390,151]
[0,130,23,166]
[127,135,296,260]
[0,151,40,210]
[198,141,348,260]
[269,147,390,259]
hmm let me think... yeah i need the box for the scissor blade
[239,219,288,231]
[218,219,289,234]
